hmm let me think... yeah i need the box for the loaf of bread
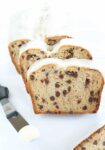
[19,38,92,91]
[27,58,104,114]
[74,125,105,150]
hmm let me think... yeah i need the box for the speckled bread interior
[8,39,30,73]
[28,64,104,114]
[74,125,105,150]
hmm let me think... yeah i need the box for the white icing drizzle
[27,58,104,79]
[19,37,92,60]
[53,38,92,52]
[19,38,47,56]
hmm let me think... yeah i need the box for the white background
[0,0,105,150]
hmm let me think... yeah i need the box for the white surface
[0,0,105,150]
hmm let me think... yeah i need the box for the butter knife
[0,85,40,141]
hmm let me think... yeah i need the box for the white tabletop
[0,0,105,150]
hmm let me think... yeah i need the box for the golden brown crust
[74,125,105,150]
[8,43,20,73]
[28,64,104,114]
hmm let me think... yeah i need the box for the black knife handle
[0,85,9,100]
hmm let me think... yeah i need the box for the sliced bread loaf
[74,125,105,150]
[19,39,92,92]
[19,45,92,89]
[27,58,104,114]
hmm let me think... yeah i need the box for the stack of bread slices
[8,35,104,114]
[9,35,105,149]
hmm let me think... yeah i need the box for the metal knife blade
[0,85,28,132]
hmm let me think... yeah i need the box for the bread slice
[74,125,105,150]
[27,59,104,114]
[19,44,92,92]
[8,39,30,73]
[20,48,47,84]
[44,35,71,45]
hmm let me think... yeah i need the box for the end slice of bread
[8,39,29,73]
[27,63,104,114]
[74,125,105,150]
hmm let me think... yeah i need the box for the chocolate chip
[65,71,78,78]
[11,45,14,48]
[37,57,40,60]
[81,147,86,150]
[26,55,32,60]
[18,44,22,47]
[11,51,14,55]
[77,100,81,104]
[55,91,60,97]
[30,75,35,80]
[81,49,84,52]
[63,90,67,96]
[50,96,55,101]
[40,79,44,83]
[68,86,71,92]
[88,97,98,103]
[53,102,57,105]
[59,74,64,79]
[39,105,43,109]
[97,90,100,95]
[85,78,90,87]
[41,51,45,54]
[90,91,94,96]
[47,39,57,45]
[42,98,46,103]
[82,105,87,110]
[54,70,58,73]
[46,73,49,76]
[42,69,45,72]
[27,66,29,70]
[78,67,80,71]
[44,79,49,85]
[22,55,25,59]
[88,97,93,102]
[55,82,60,88]
[35,96,38,100]
[96,129,101,134]
[103,141,105,146]
[66,49,74,59]
[93,140,98,145]
[66,80,71,84]
[56,105,59,109]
